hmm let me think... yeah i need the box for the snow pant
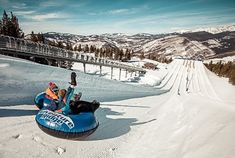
[69,100,100,114]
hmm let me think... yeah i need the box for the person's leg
[58,72,77,115]
[70,100,100,114]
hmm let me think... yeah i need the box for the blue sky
[0,0,235,35]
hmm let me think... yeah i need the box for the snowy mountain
[43,24,235,60]
[178,24,235,34]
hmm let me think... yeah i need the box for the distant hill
[42,24,235,60]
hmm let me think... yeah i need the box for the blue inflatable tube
[34,92,57,110]
[35,109,99,139]
[34,92,99,139]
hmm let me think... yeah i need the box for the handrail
[0,35,146,72]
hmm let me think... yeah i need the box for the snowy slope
[0,55,166,105]
[0,55,234,158]
[142,35,215,59]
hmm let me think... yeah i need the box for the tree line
[204,61,235,85]
[48,39,132,61]
[29,32,133,61]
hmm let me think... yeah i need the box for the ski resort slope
[0,55,234,158]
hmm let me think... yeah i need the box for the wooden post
[57,60,60,67]
[119,68,121,80]
[100,65,102,76]
[83,63,86,73]
[111,67,113,79]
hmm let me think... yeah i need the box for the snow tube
[35,109,99,139]
[34,92,57,111]
[34,92,99,139]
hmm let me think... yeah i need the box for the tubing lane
[177,60,188,95]
[155,59,181,89]
[197,61,211,97]
[159,59,177,82]
[155,60,180,88]
[164,59,184,92]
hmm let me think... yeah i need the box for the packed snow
[0,55,234,158]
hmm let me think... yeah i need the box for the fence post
[119,68,121,80]
[111,67,113,79]
[100,65,102,76]
[83,63,86,73]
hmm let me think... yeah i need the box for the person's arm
[61,86,75,115]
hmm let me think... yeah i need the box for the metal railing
[0,35,146,73]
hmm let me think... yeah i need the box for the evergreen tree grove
[0,10,24,38]
[205,61,235,85]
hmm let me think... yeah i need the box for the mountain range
[43,24,235,60]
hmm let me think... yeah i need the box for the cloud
[88,9,131,16]
[39,1,59,7]
[89,5,149,16]
[12,3,27,9]
[14,10,36,15]
[0,1,29,10]
[109,9,130,14]
[39,0,86,8]
[24,12,69,21]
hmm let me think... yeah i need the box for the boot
[92,100,100,112]
[70,72,77,86]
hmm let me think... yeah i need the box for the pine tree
[84,44,89,53]
[37,33,45,43]
[90,45,95,53]
[140,52,145,60]
[31,31,38,42]
[119,49,124,61]
[95,50,99,58]
[65,42,73,50]
[78,44,82,51]
[0,10,24,38]
[93,45,97,53]
[114,48,120,60]
[48,40,56,47]
[57,41,64,48]
[127,51,131,60]
[74,45,78,51]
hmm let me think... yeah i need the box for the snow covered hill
[0,55,234,158]
[42,24,235,60]
[178,24,235,34]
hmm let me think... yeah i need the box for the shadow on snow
[86,106,156,141]
[0,108,38,117]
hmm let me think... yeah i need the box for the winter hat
[48,82,59,92]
